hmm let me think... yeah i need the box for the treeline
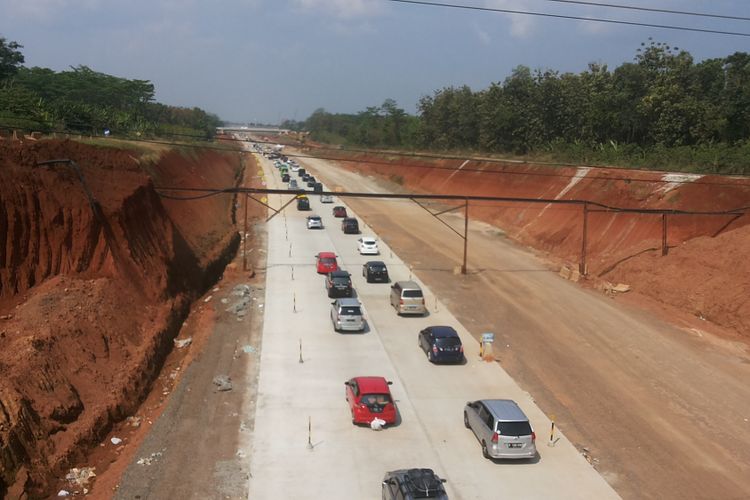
[0,36,221,139]
[298,41,750,173]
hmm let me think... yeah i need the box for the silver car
[464,399,537,460]
[330,298,364,332]
[389,281,426,316]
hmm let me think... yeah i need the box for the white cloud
[474,25,491,45]
[291,0,384,19]
[484,0,537,38]
[3,0,101,20]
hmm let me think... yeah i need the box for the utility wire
[538,0,750,22]
[383,0,750,37]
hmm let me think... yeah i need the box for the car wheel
[464,412,470,428]
[482,441,490,459]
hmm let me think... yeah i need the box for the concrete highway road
[293,153,750,500]
[245,152,618,499]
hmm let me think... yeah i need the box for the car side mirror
[344,381,350,386]
[387,381,393,385]
[441,479,447,483]
[331,301,336,305]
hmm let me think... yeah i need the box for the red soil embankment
[0,139,244,498]
[320,151,750,337]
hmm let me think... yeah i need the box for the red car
[332,206,348,218]
[316,252,338,274]
[344,376,397,426]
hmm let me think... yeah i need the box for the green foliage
[0,36,24,80]
[0,36,220,139]
[302,40,750,174]
[302,100,418,149]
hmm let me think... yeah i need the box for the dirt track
[301,156,750,500]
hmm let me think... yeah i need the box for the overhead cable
[384,0,750,37]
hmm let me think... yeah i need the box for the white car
[307,215,323,229]
[358,237,379,255]
[320,194,334,203]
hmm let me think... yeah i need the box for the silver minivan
[389,281,426,316]
[330,298,365,332]
[464,399,537,460]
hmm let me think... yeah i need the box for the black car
[382,469,448,500]
[326,270,353,298]
[341,217,359,234]
[313,182,323,194]
[306,179,316,188]
[281,173,290,183]
[362,261,389,283]
[297,197,311,211]
[298,168,306,177]
[418,326,464,364]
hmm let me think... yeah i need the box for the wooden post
[661,213,668,256]
[461,198,469,275]
[242,193,249,271]
[579,202,588,276]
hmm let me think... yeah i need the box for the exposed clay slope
[317,150,750,338]
[0,139,242,498]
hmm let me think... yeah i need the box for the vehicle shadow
[486,453,541,465]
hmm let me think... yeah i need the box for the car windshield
[321,258,336,265]
[436,337,461,346]
[309,217,320,221]
[360,393,390,405]
[403,290,423,298]
[340,306,361,315]
[496,421,533,436]
[333,277,350,284]
[370,265,386,271]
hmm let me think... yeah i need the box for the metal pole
[579,202,588,276]
[462,198,469,275]
[243,193,249,271]
[661,213,668,256]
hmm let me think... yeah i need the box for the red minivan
[344,376,397,426]
[316,252,338,274]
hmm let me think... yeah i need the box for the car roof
[385,469,445,496]
[481,399,529,421]
[395,280,420,289]
[426,326,459,338]
[352,376,390,393]
[330,270,350,277]
[318,252,336,258]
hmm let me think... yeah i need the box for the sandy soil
[300,154,750,500]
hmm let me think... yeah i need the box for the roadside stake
[291,265,294,280]
[293,292,297,313]
[307,416,313,450]
[548,415,556,447]
[299,339,304,364]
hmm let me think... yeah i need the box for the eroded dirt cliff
[0,139,243,498]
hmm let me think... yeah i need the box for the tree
[0,36,24,81]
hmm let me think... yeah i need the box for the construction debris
[213,375,233,392]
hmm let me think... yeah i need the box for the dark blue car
[418,326,464,364]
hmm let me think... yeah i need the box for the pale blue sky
[3,0,749,123]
